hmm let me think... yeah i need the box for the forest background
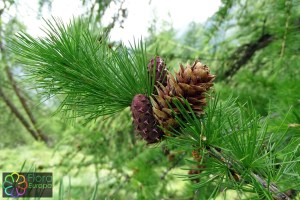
[0,0,299,199]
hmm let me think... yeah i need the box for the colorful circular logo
[3,172,28,198]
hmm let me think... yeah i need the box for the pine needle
[9,17,152,122]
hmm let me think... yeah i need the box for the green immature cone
[131,94,164,144]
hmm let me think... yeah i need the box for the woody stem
[205,146,291,200]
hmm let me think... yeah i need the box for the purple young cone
[131,94,164,144]
[148,56,167,86]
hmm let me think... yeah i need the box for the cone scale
[130,59,215,144]
[152,60,215,130]
[131,94,163,144]
[147,56,167,87]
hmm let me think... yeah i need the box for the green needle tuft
[10,17,153,122]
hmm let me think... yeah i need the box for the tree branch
[5,67,50,145]
[0,87,39,141]
[102,0,126,34]
[0,5,41,142]
[0,5,50,145]
[222,34,274,79]
[206,146,292,200]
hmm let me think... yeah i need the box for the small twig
[206,146,291,200]
[103,0,126,34]
[160,152,187,180]
[192,189,200,200]
[251,173,290,200]
[280,0,291,58]
[88,0,97,22]
[109,173,131,198]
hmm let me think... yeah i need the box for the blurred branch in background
[222,33,274,80]
[0,0,130,147]
[85,0,128,33]
[0,0,50,146]
[102,0,127,34]
[0,87,40,141]
[5,67,50,145]
[1,0,300,199]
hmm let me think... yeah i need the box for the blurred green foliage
[0,0,300,199]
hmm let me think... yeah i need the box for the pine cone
[131,94,164,144]
[148,56,167,86]
[151,60,215,131]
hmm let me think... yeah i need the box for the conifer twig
[206,146,291,200]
